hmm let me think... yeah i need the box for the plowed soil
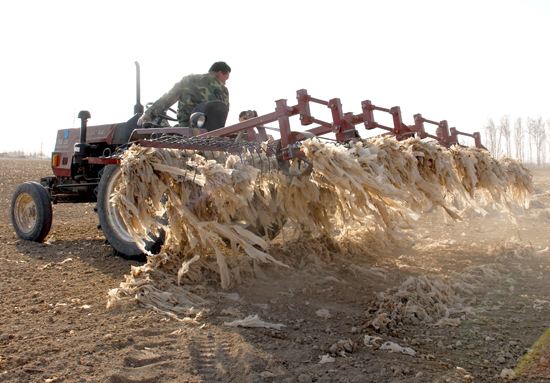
[2,158,550,383]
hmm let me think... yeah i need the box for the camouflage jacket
[144,73,229,126]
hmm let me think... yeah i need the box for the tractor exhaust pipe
[77,110,91,145]
[134,61,144,115]
[74,110,91,163]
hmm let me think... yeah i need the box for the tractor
[10,62,485,257]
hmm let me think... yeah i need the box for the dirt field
[2,158,550,383]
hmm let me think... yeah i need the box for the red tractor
[10,62,485,257]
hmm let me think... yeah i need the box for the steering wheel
[144,104,178,127]
[155,107,178,122]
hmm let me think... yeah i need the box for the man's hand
[137,113,151,127]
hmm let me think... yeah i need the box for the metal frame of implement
[171,88,486,160]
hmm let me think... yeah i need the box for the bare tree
[527,117,546,166]
[484,119,498,156]
[514,117,524,162]
[498,115,511,157]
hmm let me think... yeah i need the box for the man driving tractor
[138,61,231,130]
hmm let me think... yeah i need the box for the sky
[0,0,549,154]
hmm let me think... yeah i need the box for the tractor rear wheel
[97,165,162,257]
[10,181,53,242]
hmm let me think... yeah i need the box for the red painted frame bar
[450,128,486,149]
[190,88,486,158]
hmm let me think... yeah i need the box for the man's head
[239,110,258,122]
[209,61,231,85]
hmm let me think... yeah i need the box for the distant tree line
[483,116,549,165]
[0,151,48,159]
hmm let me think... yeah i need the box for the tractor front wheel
[10,181,53,242]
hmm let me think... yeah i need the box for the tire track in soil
[188,330,234,382]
